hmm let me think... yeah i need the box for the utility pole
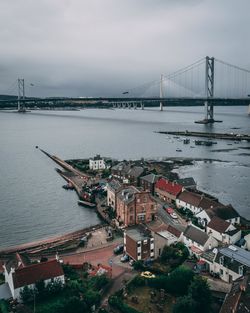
[160,74,164,111]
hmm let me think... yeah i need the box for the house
[107,179,122,210]
[111,162,131,183]
[124,226,154,261]
[206,216,241,245]
[219,274,250,313]
[140,173,160,195]
[3,257,65,300]
[196,204,241,227]
[182,224,218,256]
[201,245,250,283]
[89,155,106,170]
[175,177,196,190]
[153,224,182,259]
[127,166,145,186]
[176,190,203,215]
[116,186,157,226]
[155,178,183,204]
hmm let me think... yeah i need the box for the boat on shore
[78,200,96,208]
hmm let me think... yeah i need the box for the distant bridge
[1,56,250,123]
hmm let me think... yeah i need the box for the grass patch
[125,286,175,313]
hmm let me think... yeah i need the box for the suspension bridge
[1,56,250,123]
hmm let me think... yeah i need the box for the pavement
[203,275,232,293]
[61,242,129,279]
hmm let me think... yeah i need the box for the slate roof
[183,225,209,246]
[107,180,122,192]
[111,162,131,174]
[155,178,182,196]
[176,177,196,188]
[207,216,231,233]
[117,186,139,204]
[178,190,202,207]
[140,173,160,184]
[215,246,250,270]
[220,274,250,313]
[128,166,144,178]
[206,204,240,220]
[13,259,64,289]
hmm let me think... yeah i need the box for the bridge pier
[141,101,144,110]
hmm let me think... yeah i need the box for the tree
[173,295,196,313]
[90,275,110,291]
[20,286,34,303]
[188,276,212,313]
[165,265,194,295]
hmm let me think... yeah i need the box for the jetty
[157,131,250,142]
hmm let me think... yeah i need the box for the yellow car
[140,271,155,279]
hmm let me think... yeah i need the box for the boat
[62,183,74,190]
[78,200,96,208]
[176,149,182,152]
[183,138,190,144]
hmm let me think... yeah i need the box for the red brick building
[116,186,157,227]
[155,178,183,204]
[124,227,154,261]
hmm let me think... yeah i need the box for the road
[154,196,187,232]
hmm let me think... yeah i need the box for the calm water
[0,106,249,249]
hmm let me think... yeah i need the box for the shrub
[108,296,143,313]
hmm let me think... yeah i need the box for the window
[137,242,141,247]
[239,265,244,276]
[138,252,141,256]
[151,249,154,253]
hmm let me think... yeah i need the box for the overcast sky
[0,0,249,97]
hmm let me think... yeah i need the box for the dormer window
[219,256,224,265]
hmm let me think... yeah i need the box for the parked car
[129,259,134,266]
[140,271,155,279]
[165,207,174,214]
[113,244,124,255]
[120,254,129,262]
[170,212,178,219]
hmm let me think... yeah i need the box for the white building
[176,190,203,215]
[89,155,106,170]
[196,204,240,227]
[3,258,65,300]
[201,245,250,283]
[206,216,241,245]
[182,224,218,257]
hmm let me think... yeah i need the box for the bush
[109,296,143,313]
[132,260,145,271]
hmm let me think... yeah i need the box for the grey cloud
[0,0,249,97]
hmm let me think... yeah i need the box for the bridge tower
[17,78,26,112]
[204,56,215,121]
[160,74,164,111]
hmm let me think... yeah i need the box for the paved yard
[61,243,128,279]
